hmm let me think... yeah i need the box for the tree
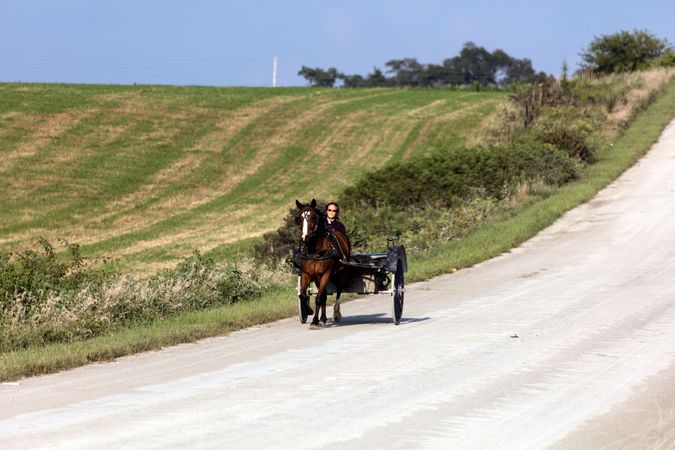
[337,67,391,88]
[297,43,545,89]
[501,58,538,85]
[385,58,424,87]
[579,29,671,74]
[449,42,497,84]
[439,42,540,87]
[366,67,389,87]
[298,66,339,87]
[338,73,367,88]
[420,63,451,87]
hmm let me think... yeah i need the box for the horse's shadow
[332,313,430,326]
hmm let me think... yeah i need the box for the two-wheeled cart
[293,238,407,324]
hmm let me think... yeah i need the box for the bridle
[298,207,321,244]
[293,205,342,264]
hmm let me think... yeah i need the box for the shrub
[341,142,577,211]
[533,117,598,163]
[579,30,671,74]
[0,239,101,299]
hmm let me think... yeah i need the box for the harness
[325,230,349,262]
[292,206,348,268]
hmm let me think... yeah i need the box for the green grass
[0,84,503,272]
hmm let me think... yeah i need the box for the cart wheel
[297,276,308,324]
[392,260,404,325]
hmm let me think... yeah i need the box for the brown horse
[294,199,351,329]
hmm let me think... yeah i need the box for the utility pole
[272,56,277,87]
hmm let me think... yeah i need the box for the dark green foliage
[440,42,542,86]
[652,49,675,68]
[340,143,577,211]
[298,66,339,87]
[366,67,389,87]
[254,207,299,262]
[533,118,598,163]
[173,251,259,305]
[580,30,671,74]
[0,239,95,297]
[385,58,425,87]
[306,42,545,89]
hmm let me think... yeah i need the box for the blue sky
[1,0,673,87]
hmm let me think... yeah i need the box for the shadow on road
[333,313,430,326]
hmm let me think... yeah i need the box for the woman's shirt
[325,218,346,235]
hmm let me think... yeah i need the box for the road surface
[2,120,675,449]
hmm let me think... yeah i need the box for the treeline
[298,42,547,88]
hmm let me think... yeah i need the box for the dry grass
[466,100,523,148]
[0,254,289,351]
[466,68,675,148]
[603,68,675,136]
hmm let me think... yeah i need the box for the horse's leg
[310,270,331,329]
[310,280,322,328]
[318,270,332,326]
[333,267,347,323]
[333,288,342,323]
[299,273,313,316]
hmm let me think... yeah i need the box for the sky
[1,0,673,87]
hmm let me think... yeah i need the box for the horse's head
[295,199,322,243]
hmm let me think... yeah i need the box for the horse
[293,199,351,329]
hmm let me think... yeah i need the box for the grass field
[0,84,503,272]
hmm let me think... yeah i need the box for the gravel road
[2,120,675,449]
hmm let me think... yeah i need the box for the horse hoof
[309,323,324,330]
[334,312,342,322]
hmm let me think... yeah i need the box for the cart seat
[351,253,388,262]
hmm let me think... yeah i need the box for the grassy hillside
[2,72,674,379]
[0,84,504,271]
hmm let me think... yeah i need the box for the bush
[652,49,675,68]
[580,30,671,74]
[341,142,577,211]
[533,117,598,163]
[0,239,100,299]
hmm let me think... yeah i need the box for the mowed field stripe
[0,84,505,270]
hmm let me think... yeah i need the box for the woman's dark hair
[325,201,340,219]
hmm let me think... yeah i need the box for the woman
[324,202,346,235]
[324,202,350,261]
